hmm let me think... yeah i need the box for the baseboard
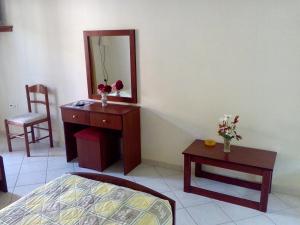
[142,158,183,172]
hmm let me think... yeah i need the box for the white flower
[219,114,232,123]
[224,114,232,119]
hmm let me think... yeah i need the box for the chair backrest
[25,84,50,118]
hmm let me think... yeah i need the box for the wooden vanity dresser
[61,102,141,174]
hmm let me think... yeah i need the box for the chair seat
[7,113,47,125]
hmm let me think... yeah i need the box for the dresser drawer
[90,113,122,130]
[61,109,90,125]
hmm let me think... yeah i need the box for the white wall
[0,0,300,195]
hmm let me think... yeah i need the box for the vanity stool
[74,127,119,172]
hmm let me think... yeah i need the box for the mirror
[84,30,137,103]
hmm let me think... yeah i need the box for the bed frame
[0,156,8,192]
[72,172,176,225]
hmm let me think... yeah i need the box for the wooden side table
[182,140,277,212]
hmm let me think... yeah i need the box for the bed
[0,172,175,225]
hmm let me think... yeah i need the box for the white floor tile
[220,223,236,225]
[161,191,184,209]
[274,193,300,208]
[195,178,247,198]
[20,161,47,174]
[4,164,21,176]
[129,165,162,182]
[47,156,73,170]
[216,200,262,221]
[243,192,290,213]
[266,208,300,225]
[187,202,232,225]
[155,167,182,178]
[16,171,46,186]
[46,168,74,182]
[173,190,212,208]
[6,175,18,188]
[176,209,197,225]
[136,179,171,193]
[73,166,100,173]
[235,215,275,225]
[22,156,48,164]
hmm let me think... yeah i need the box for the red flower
[115,80,124,90]
[233,115,239,124]
[98,83,105,92]
[98,83,112,93]
[103,85,112,93]
[236,135,242,140]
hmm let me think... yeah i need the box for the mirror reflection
[89,36,132,97]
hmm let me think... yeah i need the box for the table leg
[260,170,272,212]
[195,163,202,177]
[269,172,273,193]
[184,155,191,192]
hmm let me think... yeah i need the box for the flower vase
[101,93,108,107]
[224,138,231,153]
[116,90,121,96]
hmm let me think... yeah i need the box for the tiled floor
[1,137,300,225]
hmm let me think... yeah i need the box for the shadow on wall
[47,86,61,146]
[141,107,196,166]
[140,107,262,183]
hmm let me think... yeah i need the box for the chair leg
[23,126,30,157]
[4,120,12,152]
[31,126,36,143]
[48,120,54,148]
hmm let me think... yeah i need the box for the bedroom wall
[0,0,300,195]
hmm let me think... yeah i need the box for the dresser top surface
[61,101,140,115]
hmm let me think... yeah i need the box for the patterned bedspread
[0,174,172,225]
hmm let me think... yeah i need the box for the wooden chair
[4,84,54,157]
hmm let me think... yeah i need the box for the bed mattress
[0,174,172,225]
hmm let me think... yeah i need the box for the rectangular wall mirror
[84,29,137,103]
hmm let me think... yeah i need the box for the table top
[183,140,277,170]
[61,101,140,115]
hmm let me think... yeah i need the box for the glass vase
[101,93,108,107]
[224,138,231,153]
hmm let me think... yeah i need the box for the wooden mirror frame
[84,29,137,103]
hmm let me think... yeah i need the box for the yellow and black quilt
[0,174,172,225]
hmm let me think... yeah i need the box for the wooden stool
[74,128,119,172]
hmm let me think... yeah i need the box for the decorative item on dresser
[0,156,7,192]
[218,114,242,153]
[97,83,112,107]
[61,102,141,174]
[183,139,277,212]
[4,84,54,157]
[84,29,137,103]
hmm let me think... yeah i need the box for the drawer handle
[72,115,78,119]
[102,119,108,123]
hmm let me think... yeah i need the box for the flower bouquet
[218,115,242,153]
[97,83,112,107]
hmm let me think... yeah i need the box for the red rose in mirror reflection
[115,80,124,90]
[112,80,124,92]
